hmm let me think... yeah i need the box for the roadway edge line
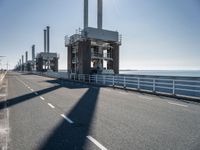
[167,102,188,107]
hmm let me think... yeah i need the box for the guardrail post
[88,75,90,83]
[173,80,175,95]
[123,76,126,89]
[112,76,115,87]
[137,78,140,90]
[153,79,155,92]
[96,75,97,84]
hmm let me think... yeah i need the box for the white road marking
[168,102,188,107]
[48,103,55,109]
[0,94,6,97]
[40,96,45,101]
[0,71,7,81]
[138,95,153,100]
[60,114,74,124]
[30,88,34,92]
[119,91,128,95]
[2,79,9,150]
[87,136,108,150]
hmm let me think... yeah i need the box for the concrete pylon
[84,0,89,29]
[97,0,103,29]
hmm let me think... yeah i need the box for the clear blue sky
[0,0,200,70]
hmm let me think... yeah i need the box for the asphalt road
[4,72,200,150]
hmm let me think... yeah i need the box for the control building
[65,0,122,74]
[36,26,59,72]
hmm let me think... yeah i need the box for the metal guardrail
[0,71,7,87]
[32,71,200,100]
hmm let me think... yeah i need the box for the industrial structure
[36,26,59,72]
[21,55,24,71]
[65,0,122,74]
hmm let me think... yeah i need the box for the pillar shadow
[39,87,100,150]
[0,85,61,110]
[0,77,91,110]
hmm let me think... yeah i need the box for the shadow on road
[4,73,101,149]
[44,79,90,89]
[39,87,100,150]
[0,77,92,110]
[0,85,61,110]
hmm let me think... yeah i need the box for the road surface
[1,72,200,150]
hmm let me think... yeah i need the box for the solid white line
[168,102,188,107]
[4,79,9,150]
[48,103,55,109]
[40,96,45,100]
[60,114,74,124]
[0,72,7,81]
[87,136,107,150]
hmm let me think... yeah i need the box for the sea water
[59,70,200,77]
[119,70,200,77]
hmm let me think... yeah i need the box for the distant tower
[36,26,59,72]
[65,0,121,74]
[22,55,24,71]
[32,45,35,70]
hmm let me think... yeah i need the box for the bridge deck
[2,72,200,150]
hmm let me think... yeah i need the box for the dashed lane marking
[40,96,45,101]
[60,114,74,124]
[87,136,108,150]
[48,103,55,109]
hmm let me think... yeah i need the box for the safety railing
[0,71,7,87]
[32,71,200,100]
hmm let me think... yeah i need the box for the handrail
[32,71,200,100]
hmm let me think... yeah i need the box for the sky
[0,0,200,70]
